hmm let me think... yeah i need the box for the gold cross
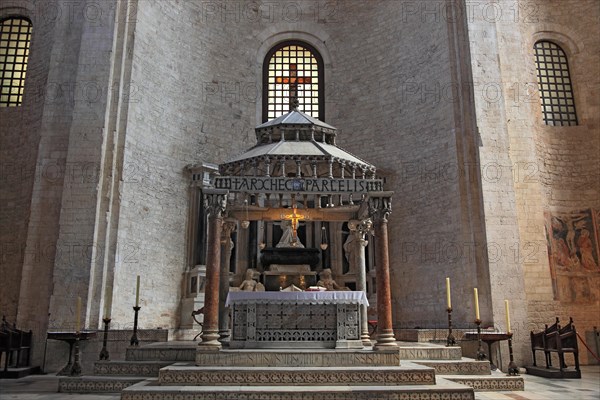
[275,64,312,110]
[282,206,306,244]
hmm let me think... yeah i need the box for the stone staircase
[58,341,524,399]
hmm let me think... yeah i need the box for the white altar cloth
[226,291,369,307]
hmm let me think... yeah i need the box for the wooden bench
[0,316,33,372]
[546,317,580,372]
[530,317,559,368]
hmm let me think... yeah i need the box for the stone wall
[467,0,600,364]
[2,0,597,368]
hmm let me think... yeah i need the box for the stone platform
[56,340,525,398]
[121,378,475,400]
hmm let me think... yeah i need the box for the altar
[226,291,368,349]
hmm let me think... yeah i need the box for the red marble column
[199,192,227,349]
[218,220,236,344]
[370,194,398,349]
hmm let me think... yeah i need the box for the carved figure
[316,268,347,291]
[276,220,304,248]
[239,269,265,292]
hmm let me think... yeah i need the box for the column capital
[204,190,228,218]
[221,219,237,238]
[367,193,392,224]
[348,219,373,244]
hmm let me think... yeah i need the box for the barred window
[534,41,577,126]
[263,41,324,122]
[0,17,32,107]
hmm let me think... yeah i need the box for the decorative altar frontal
[226,291,368,349]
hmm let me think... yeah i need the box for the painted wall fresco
[544,209,600,302]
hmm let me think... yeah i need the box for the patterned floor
[475,365,600,400]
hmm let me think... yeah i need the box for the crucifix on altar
[278,206,307,247]
[275,64,312,111]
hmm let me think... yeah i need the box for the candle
[135,275,140,307]
[474,288,480,320]
[445,277,451,309]
[505,300,511,333]
[104,285,112,320]
[76,296,81,333]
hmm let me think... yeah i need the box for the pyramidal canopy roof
[256,109,336,130]
[220,108,377,176]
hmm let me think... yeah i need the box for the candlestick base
[69,335,82,376]
[446,307,456,347]
[507,333,520,376]
[99,318,111,360]
[475,319,487,361]
[130,306,141,346]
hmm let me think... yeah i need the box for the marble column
[199,191,227,349]
[369,194,398,349]
[218,220,236,344]
[348,219,373,347]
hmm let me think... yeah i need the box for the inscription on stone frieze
[214,176,383,194]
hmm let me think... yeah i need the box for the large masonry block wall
[326,2,487,329]
[468,0,599,364]
[518,0,599,364]
[0,1,53,323]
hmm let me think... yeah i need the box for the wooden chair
[531,317,559,368]
[546,317,580,372]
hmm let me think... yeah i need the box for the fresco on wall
[544,209,600,302]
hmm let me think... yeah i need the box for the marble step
[443,374,525,391]
[196,348,401,367]
[58,376,145,393]
[413,359,491,375]
[94,360,172,376]
[158,362,436,386]
[122,378,475,400]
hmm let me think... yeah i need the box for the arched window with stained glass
[0,17,32,107]
[263,41,324,122]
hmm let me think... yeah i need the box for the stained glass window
[263,41,324,121]
[534,41,578,126]
[0,17,32,107]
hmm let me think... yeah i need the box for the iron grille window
[0,17,32,107]
[534,41,578,126]
[263,41,324,122]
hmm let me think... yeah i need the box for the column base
[374,330,398,349]
[361,333,373,347]
[198,330,222,349]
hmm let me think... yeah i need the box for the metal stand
[99,318,111,360]
[475,319,487,361]
[69,334,82,376]
[507,333,519,375]
[130,306,141,346]
[446,307,456,346]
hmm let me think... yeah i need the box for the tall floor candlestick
[99,317,111,360]
[446,307,456,346]
[130,306,141,346]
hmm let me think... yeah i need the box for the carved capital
[204,190,228,219]
[348,219,373,244]
[220,220,237,246]
[368,195,392,224]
